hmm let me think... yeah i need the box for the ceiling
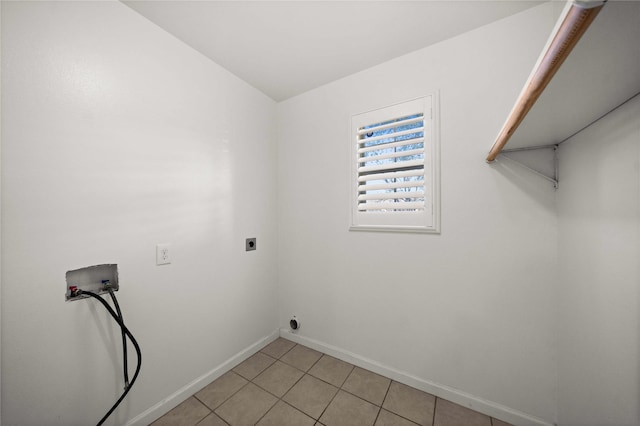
[123,0,545,101]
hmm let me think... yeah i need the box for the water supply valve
[65,264,119,301]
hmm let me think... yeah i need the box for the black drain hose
[79,290,142,426]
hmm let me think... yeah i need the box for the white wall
[5,2,636,425]
[557,94,640,426]
[0,3,3,424]
[1,1,278,425]
[277,4,561,424]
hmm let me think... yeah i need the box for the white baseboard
[279,329,553,426]
[126,330,280,426]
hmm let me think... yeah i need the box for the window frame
[349,94,440,234]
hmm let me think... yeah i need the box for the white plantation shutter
[351,96,440,233]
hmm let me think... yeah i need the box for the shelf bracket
[499,144,559,189]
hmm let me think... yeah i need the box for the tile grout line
[314,380,340,424]
[194,372,250,412]
[380,381,426,426]
[158,339,502,426]
[190,397,214,426]
[300,351,345,423]
[258,344,326,424]
[433,396,439,426]
[194,410,230,426]
[250,395,278,426]
[372,378,393,426]
[198,347,279,425]
[253,342,302,424]
[279,398,318,424]
[251,341,319,425]
[304,355,361,424]
[310,358,392,426]
[193,346,282,421]
[259,343,399,426]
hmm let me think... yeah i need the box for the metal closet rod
[486,0,605,163]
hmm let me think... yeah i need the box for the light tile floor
[151,338,513,426]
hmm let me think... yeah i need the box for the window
[350,95,440,233]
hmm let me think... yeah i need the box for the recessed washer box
[65,264,119,301]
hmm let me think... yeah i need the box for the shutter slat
[358,180,424,192]
[358,126,424,145]
[358,137,424,154]
[358,201,425,211]
[358,191,425,201]
[357,115,423,135]
[358,159,424,174]
[357,169,424,182]
[358,148,423,164]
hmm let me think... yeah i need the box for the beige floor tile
[375,409,420,426]
[433,398,491,426]
[308,355,354,387]
[382,382,435,426]
[156,346,511,426]
[261,338,296,359]
[215,383,277,426]
[195,371,248,410]
[282,374,338,419]
[280,345,323,371]
[256,400,316,426]
[342,367,391,406]
[152,396,211,426]
[196,412,229,426]
[319,390,379,426]
[232,352,276,380]
[254,360,305,397]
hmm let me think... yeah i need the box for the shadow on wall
[487,157,557,211]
